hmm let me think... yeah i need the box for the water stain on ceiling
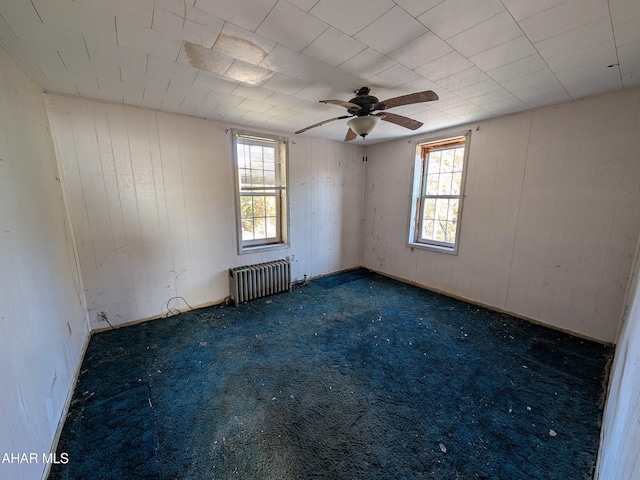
[184,34,274,86]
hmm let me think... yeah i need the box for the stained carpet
[49,269,612,479]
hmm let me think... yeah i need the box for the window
[232,130,289,253]
[408,132,470,254]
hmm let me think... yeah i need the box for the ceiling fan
[295,86,439,141]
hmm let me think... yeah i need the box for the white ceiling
[1,0,638,144]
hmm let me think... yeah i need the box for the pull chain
[363,135,368,162]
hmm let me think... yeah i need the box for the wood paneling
[46,95,364,329]
[362,87,640,343]
[0,47,89,480]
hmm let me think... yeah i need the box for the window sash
[239,191,282,245]
[417,195,460,246]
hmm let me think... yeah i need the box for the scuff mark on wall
[370,207,394,266]
[98,240,133,267]
[50,372,58,393]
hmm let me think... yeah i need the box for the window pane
[436,198,449,221]
[242,219,254,240]
[449,199,459,222]
[250,168,263,185]
[421,219,434,239]
[249,145,264,162]
[446,221,457,243]
[438,172,453,195]
[266,195,276,216]
[436,221,451,243]
[453,148,464,171]
[239,168,249,187]
[429,150,441,173]
[440,149,454,173]
[452,171,462,195]
[434,221,446,242]
[266,217,277,238]
[263,158,275,170]
[263,147,274,164]
[254,217,266,239]
[426,174,439,195]
[263,169,276,186]
[240,196,253,219]
[423,198,436,220]
[253,196,266,217]
[237,145,249,169]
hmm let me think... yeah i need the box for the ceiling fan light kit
[295,87,439,142]
[347,115,383,137]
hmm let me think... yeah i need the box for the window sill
[407,241,458,255]
[239,242,289,255]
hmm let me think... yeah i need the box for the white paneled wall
[0,47,89,480]
[45,95,364,329]
[362,87,640,343]
[597,239,640,479]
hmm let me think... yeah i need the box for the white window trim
[232,129,290,255]
[407,130,471,255]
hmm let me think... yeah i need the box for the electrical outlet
[98,311,107,322]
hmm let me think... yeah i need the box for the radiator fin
[229,259,291,304]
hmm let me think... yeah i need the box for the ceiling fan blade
[344,128,357,142]
[295,115,352,134]
[374,90,439,110]
[378,112,423,130]
[320,99,362,111]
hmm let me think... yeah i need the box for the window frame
[232,130,290,254]
[407,131,471,255]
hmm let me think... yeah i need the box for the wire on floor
[164,296,195,318]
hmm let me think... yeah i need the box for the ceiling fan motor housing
[348,87,385,116]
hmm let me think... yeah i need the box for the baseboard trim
[368,267,614,346]
[91,298,227,333]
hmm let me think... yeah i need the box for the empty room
[1,0,640,478]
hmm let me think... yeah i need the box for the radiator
[229,259,291,304]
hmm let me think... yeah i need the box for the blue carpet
[49,270,611,479]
